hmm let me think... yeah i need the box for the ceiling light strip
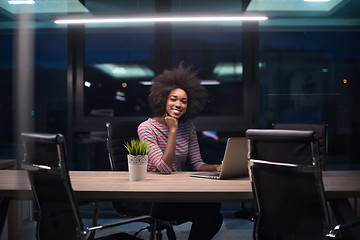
[53,15,268,24]
[8,0,35,4]
[139,80,220,86]
[304,0,330,2]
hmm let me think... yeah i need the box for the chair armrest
[21,163,51,171]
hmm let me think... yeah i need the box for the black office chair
[246,128,360,239]
[249,159,360,240]
[0,198,9,239]
[20,132,156,240]
[246,129,320,166]
[106,122,182,240]
[249,159,330,240]
[106,122,139,172]
[106,121,153,217]
[272,122,328,169]
[236,129,319,221]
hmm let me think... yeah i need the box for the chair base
[95,232,143,240]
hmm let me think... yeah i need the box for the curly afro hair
[148,62,208,121]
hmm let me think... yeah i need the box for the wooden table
[0,170,253,201]
[0,160,16,170]
[1,170,360,201]
[0,170,359,240]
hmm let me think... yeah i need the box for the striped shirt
[138,118,205,174]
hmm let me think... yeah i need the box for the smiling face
[165,88,188,119]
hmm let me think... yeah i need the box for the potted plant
[124,139,149,181]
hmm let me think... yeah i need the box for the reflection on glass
[258,31,360,166]
[84,28,244,117]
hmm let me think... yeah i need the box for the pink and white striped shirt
[138,118,205,174]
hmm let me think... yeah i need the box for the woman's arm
[160,116,178,170]
[138,122,173,173]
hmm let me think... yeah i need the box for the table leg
[7,201,18,240]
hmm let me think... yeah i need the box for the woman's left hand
[199,163,222,172]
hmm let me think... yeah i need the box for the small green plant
[124,139,149,155]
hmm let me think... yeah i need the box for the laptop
[190,137,248,180]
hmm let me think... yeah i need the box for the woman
[138,62,223,240]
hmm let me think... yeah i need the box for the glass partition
[83,27,245,119]
[258,30,360,168]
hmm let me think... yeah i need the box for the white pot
[127,155,148,181]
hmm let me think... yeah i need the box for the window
[259,31,360,167]
[82,25,253,132]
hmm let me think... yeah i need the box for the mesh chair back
[246,129,319,166]
[21,133,85,240]
[106,122,139,171]
[249,160,330,240]
[272,123,328,169]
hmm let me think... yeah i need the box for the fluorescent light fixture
[139,81,153,86]
[8,0,34,4]
[304,0,330,2]
[52,13,268,25]
[93,63,155,79]
[139,80,220,86]
[213,62,243,77]
[3,1,88,14]
[200,80,220,85]
[248,0,339,12]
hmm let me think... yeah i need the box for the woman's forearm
[161,129,177,169]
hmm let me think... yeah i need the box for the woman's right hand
[164,116,178,132]
[160,115,178,172]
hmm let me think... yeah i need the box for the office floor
[3,206,254,240]
[93,210,254,240]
